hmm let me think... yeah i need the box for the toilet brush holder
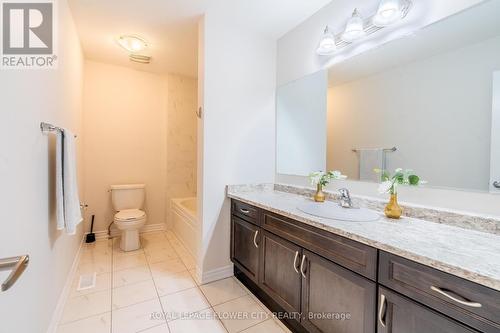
[85,215,96,243]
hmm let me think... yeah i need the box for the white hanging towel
[55,129,83,235]
[55,130,65,230]
[359,149,385,182]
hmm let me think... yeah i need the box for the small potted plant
[375,168,425,219]
[309,170,347,202]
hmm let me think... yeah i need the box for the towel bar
[352,147,397,153]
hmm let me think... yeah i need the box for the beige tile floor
[57,231,290,333]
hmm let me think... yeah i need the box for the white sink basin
[297,201,380,222]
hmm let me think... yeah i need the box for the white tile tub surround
[227,184,500,292]
[57,232,289,333]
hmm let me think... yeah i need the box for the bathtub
[171,197,197,257]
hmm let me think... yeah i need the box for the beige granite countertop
[227,184,500,291]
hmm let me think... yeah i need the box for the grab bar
[0,255,29,292]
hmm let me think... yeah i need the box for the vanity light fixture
[316,0,412,56]
[117,35,148,53]
[373,0,404,27]
[316,26,336,56]
[341,9,366,43]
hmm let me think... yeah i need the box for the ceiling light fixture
[316,26,336,56]
[373,0,404,27]
[117,35,148,53]
[341,9,366,43]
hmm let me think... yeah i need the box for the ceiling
[68,0,332,77]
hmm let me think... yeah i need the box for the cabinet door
[231,217,260,282]
[301,250,376,333]
[259,230,302,314]
[378,288,479,333]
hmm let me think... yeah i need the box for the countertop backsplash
[227,183,500,236]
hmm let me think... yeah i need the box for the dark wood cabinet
[301,250,376,333]
[230,199,496,333]
[259,230,303,314]
[379,251,500,333]
[231,216,260,282]
[378,288,479,333]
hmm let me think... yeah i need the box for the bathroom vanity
[228,186,500,333]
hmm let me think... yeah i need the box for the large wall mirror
[276,0,500,193]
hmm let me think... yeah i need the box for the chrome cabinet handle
[293,251,300,273]
[299,255,307,278]
[493,181,500,189]
[378,293,387,328]
[253,230,259,248]
[0,255,29,292]
[240,208,250,214]
[430,286,482,308]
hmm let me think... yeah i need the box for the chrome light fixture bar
[317,0,412,55]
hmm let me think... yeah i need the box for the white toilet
[111,184,147,251]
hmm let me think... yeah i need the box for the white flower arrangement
[309,170,347,187]
[374,168,426,194]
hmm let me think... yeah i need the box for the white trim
[198,264,234,285]
[46,239,83,333]
[87,223,166,240]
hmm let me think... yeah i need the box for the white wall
[83,61,168,232]
[276,0,500,217]
[198,10,276,280]
[0,1,84,332]
[83,62,198,233]
[328,36,500,191]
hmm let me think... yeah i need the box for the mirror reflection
[277,1,500,192]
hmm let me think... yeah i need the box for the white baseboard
[88,223,166,240]
[46,239,83,333]
[198,264,234,285]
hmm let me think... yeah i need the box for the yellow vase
[314,184,326,202]
[385,194,403,219]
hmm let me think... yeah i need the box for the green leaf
[393,172,404,184]
[408,175,420,185]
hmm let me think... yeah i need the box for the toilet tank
[111,184,145,211]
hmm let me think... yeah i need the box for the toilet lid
[115,209,146,221]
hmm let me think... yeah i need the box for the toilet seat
[114,209,146,222]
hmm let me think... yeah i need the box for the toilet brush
[85,215,96,243]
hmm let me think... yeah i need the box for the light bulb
[373,0,403,27]
[341,9,366,43]
[117,35,148,53]
[316,26,336,56]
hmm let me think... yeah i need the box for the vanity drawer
[379,251,500,333]
[232,200,260,225]
[261,210,377,280]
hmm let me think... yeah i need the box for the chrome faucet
[338,188,353,208]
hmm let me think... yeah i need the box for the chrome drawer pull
[253,230,259,248]
[300,255,307,278]
[293,251,300,273]
[378,294,387,327]
[240,208,250,214]
[430,286,482,308]
[0,255,29,292]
